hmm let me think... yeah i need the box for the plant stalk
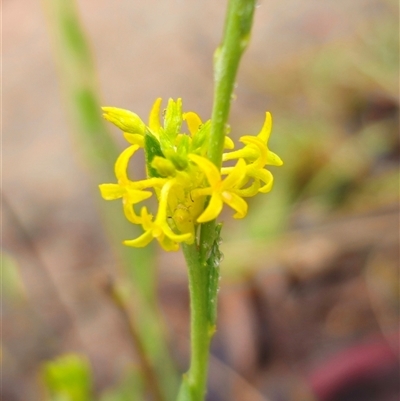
[180,1,257,400]
[200,0,257,262]
[181,244,212,401]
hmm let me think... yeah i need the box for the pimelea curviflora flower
[99,98,283,251]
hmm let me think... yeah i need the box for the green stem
[201,0,257,261]
[179,1,257,400]
[208,0,257,169]
[181,244,211,401]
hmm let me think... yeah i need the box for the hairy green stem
[180,1,257,400]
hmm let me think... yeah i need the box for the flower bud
[151,156,176,177]
[102,107,145,134]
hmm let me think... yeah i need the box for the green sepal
[165,150,188,171]
[158,99,183,158]
[144,128,165,178]
[169,135,190,170]
[161,134,190,171]
[164,98,183,144]
[158,131,175,158]
[151,156,176,177]
[190,120,211,155]
[177,135,190,158]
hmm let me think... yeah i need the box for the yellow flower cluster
[99,98,283,251]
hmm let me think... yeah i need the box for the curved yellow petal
[257,111,272,143]
[156,180,175,223]
[148,98,162,134]
[222,147,257,162]
[253,112,283,166]
[189,154,220,187]
[140,207,154,231]
[114,145,139,182]
[196,193,223,223]
[221,158,246,190]
[161,222,193,243]
[235,180,260,197]
[190,187,213,200]
[123,132,144,148]
[183,112,202,137]
[125,188,153,204]
[131,178,167,190]
[224,136,235,150]
[248,168,274,193]
[153,180,193,243]
[266,151,283,166]
[99,184,125,200]
[240,136,268,168]
[220,167,233,175]
[123,230,153,248]
[122,201,142,224]
[222,191,248,219]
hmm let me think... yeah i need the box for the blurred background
[2,0,399,400]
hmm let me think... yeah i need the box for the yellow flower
[99,145,165,224]
[100,99,283,251]
[167,179,205,238]
[102,107,145,134]
[189,154,248,223]
[220,112,282,195]
[223,112,283,166]
[124,180,193,251]
[222,135,275,193]
[102,107,147,148]
[244,165,274,193]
